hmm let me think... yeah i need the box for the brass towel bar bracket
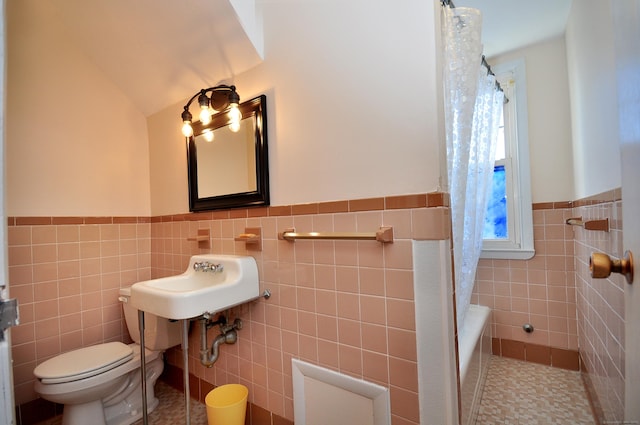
[566,217,609,232]
[278,226,394,243]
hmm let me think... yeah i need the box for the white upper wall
[8,0,621,216]
[6,0,151,216]
[490,0,624,204]
[565,0,621,199]
[7,0,443,217]
[491,36,575,203]
[149,1,444,215]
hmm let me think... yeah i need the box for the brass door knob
[589,251,634,284]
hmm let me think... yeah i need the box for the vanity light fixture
[181,84,242,138]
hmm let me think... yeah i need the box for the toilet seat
[34,342,133,384]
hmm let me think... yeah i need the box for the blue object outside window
[483,165,507,239]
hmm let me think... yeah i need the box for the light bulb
[199,107,212,125]
[203,129,214,142]
[182,121,193,137]
[197,92,210,124]
[229,121,241,133]
[228,104,242,132]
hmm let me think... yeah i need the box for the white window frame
[481,58,535,260]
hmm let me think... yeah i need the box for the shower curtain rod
[482,56,508,102]
[440,0,509,103]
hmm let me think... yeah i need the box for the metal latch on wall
[0,298,19,342]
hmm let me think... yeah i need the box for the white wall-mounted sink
[130,254,259,320]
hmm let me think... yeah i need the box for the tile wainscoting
[8,192,450,425]
[471,189,625,423]
[573,190,624,424]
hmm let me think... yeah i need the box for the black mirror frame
[187,95,269,211]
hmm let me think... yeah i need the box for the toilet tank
[119,287,182,350]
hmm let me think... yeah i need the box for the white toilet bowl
[33,287,182,425]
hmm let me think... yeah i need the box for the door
[0,244,16,425]
[1,2,17,423]
[612,0,640,420]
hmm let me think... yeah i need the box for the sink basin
[130,254,259,320]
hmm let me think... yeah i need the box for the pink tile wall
[574,199,624,423]
[7,196,450,425]
[471,207,578,350]
[471,193,625,422]
[10,192,622,422]
[151,208,441,425]
[8,219,152,405]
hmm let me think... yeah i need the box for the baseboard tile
[491,337,580,371]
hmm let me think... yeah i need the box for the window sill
[480,248,535,260]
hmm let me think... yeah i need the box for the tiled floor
[131,382,208,425]
[36,356,596,425]
[476,356,596,424]
[35,381,208,425]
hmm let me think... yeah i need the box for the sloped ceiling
[46,0,571,116]
[455,0,573,58]
[49,0,263,117]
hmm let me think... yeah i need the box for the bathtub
[458,304,492,425]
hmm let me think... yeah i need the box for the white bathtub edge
[458,304,491,386]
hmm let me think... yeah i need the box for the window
[481,59,534,260]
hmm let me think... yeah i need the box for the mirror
[187,95,269,211]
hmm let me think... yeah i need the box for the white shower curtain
[442,6,504,332]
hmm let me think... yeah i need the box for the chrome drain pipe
[199,316,242,367]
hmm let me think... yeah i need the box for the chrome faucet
[193,261,224,273]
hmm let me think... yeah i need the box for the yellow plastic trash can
[205,384,248,425]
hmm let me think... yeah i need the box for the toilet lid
[34,342,134,384]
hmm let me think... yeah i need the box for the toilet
[33,287,182,425]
